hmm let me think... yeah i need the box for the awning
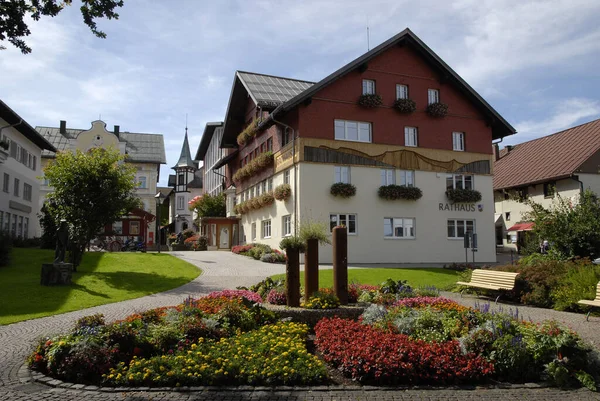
[507,222,534,232]
[212,150,239,171]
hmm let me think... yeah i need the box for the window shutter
[10,142,17,158]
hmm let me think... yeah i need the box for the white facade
[0,118,43,239]
[236,162,495,264]
[204,127,225,196]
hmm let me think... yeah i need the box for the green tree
[1,0,124,54]
[524,189,600,259]
[43,148,140,268]
[190,193,226,225]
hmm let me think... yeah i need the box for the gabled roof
[0,100,55,151]
[195,122,223,161]
[36,125,166,164]
[261,28,515,141]
[173,129,195,169]
[493,118,600,190]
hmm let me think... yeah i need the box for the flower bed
[378,185,422,201]
[330,182,356,198]
[446,188,482,203]
[231,243,285,263]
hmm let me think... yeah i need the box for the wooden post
[332,226,348,305]
[286,248,300,307]
[305,238,319,302]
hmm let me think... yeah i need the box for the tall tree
[0,0,124,54]
[44,148,140,267]
[189,194,226,226]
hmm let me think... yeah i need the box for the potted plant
[446,188,482,203]
[358,94,383,108]
[393,98,417,114]
[426,102,449,118]
[330,182,356,198]
[378,185,423,201]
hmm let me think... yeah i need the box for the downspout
[0,119,23,139]
[270,116,297,236]
[571,174,584,194]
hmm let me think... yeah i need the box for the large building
[206,29,516,263]
[0,100,56,239]
[36,120,166,245]
[494,118,600,253]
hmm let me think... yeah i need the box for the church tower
[172,128,196,233]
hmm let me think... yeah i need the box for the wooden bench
[456,269,519,304]
[578,282,600,321]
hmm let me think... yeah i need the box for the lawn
[271,268,460,290]
[0,248,201,325]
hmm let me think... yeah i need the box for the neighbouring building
[36,120,166,246]
[494,118,600,253]
[168,128,198,234]
[209,28,516,263]
[0,100,56,239]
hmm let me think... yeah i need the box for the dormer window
[362,79,375,95]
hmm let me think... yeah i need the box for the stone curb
[23,363,554,393]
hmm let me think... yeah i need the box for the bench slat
[457,270,519,292]
[579,300,600,307]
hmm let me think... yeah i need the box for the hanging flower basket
[393,98,417,114]
[378,185,423,201]
[426,102,449,118]
[274,184,291,201]
[358,94,383,108]
[258,192,275,207]
[446,188,482,203]
[232,151,274,182]
[330,183,356,198]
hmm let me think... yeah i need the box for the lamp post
[155,192,166,253]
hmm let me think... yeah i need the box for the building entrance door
[219,226,229,249]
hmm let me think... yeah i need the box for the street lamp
[155,191,166,253]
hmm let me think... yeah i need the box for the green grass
[271,268,460,290]
[0,248,201,325]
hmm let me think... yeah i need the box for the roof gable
[195,122,223,161]
[0,100,55,151]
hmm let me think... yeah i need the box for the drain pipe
[0,119,23,140]
[270,116,297,236]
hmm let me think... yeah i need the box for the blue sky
[2,0,600,186]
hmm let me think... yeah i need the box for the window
[399,170,415,186]
[3,173,9,192]
[254,148,259,158]
[284,169,291,185]
[362,79,375,95]
[256,183,261,197]
[4,213,9,232]
[282,215,292,237]
[281,126,291,147]
[251,223,257,241]
[447,219,475,239]
[428,89,439,105]
[516,187,528,200]
[334,120,371,143]
[177,196,184,210]
[24,217,29,239]
[11,215,17,236]
[178,174,184,185]
[23,183,32,201]
[260,143,266,153]
[334,166,350,184]
[384,217,415,238]
[137,176,147,189]
[0,212,3,233]
[404,127,418,147]
[380,169,395,185]
[13,178,19,197]
[396,84,408,100]
[330,214,357,234]
[544,182,556,198]
[268,178,273,191]
[112,221,123,235]
[261,180,267,194]
[446,174,473,190]
[452,132,465,151]
[262,220,271,238]
[15,145,21,162]
[18,216,23,237]
[130,221,140,235]
[505,212,511,221]
[267,137,273,152]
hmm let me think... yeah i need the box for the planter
[393,98,417,114]
[446,188,482,203]
[274,184,291,201]
[232,152,274,183]
[358,94,383,108]
[426,102,449,118]
[330,183,356,198]
[236,118,259,146]
[378,185,422,201]
[168,243,189,251]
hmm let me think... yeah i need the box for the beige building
[36,120,166,244]
[494,118,600,252]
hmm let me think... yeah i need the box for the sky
[2,0,600,186]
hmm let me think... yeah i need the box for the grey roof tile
[237,72,314,107]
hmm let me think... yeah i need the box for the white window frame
[447,219,475,239]
[384,217,415,239]
[428,88,440,105]
[251,222,257,241]
[452,132,465,152]
[137,176,147,189]
[262,219,272,239]
[380,169,395,186]
[362,79,376,95]
[329,213,357,235]
[284,169,291,185]
[3,173,9,193]
[268,178,273,192]
[334,166,350,184]
[177,196,184,210]
[399,170,415,187]
[404,127,418,147]
[446,174,474,190]
[13,178,19,197]
[334,120,372,143]
[23,183,32,201]
[396,84,408,100]
[282,215,292,237]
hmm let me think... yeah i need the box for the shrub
[358,93,383,108]
[232,244,254,254]
[194,236,208,251]
[446,188,482,203]
[280,236,306,253]
[378,185,422,201]
[550,263,600,311]
[74,314,106,332]
[232,152,274,183]
[206,290,263,304]
[267,288,287,305]
[393,98,416,113]
[330,182,356,198]
[426,102,449,118]
[380,278,413,297]
[247,243,272,260]
[302,290,340,309]
[273,184,291,201]
[0,231,12,267]
[184,235,199,244]
[238,277,285,299]
[182,229,195,239]
[12,237,42,248]
[299,220,331,246]
[236,118,259,147]
[260,252,286,263]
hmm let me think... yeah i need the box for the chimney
[493,143,500,161]
[114,125,120,138]
[505,145,514,154]
[59,120,66,135]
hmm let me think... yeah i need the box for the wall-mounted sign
[439,203,482,212]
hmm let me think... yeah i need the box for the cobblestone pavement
[1,252,599,400]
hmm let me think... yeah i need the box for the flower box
[274,184,291,201]
[446,188,482,203]
[236,118,259,146]
[426,102,449,118]
[358,94,383,108]
[232,151,274,182]
[378,185,422,201]
[330,182,356,198]
[393,98,416,114]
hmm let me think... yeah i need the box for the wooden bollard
[332,226,348,305]
[304,238,319,302]
[286,247,300,307]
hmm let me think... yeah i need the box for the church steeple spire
[173,126,195,170]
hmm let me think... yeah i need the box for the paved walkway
[0,251,599,400]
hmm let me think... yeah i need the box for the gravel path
[1,252,599,400]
